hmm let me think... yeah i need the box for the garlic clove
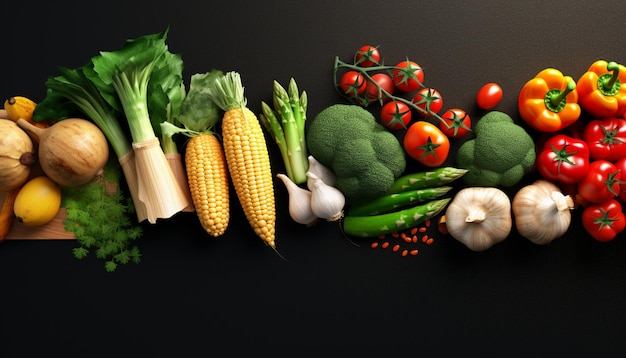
[307,155,336,190]
[306,171,345,221]
[276,173,319,226]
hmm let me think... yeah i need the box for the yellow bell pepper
[518,68,581,132]
[576,60,626,118]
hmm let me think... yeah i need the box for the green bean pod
[387,167,467,194]
[347,186,453,216]
[342,198,451,238]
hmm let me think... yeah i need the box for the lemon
[14,176,62,226]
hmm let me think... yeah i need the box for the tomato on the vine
[364,73,395,103]
[380,100,412,130]
[582,199,626,242]
[413,88,443,117]
[577,160,623,203]
[439,108,471,138]
[339,70,366,97]
[403,121,450,167]
[476,82,503,110]
[354,45,381,67]
[392,59,424,93]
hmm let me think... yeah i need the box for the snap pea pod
[342,198,451,238]
[387,167,467,194]
[347,186,453,216]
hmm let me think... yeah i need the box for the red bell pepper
[576,60,626,118]
[582,199,625,242]
[582,117,626,161]
[536,134,589,184]
[577,160,623,204]
[518,68,581,132]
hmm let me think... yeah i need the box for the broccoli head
[456,110,535,187]
[306,104,406,202]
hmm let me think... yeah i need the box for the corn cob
[208,72,277,249]
[184,133,230,237]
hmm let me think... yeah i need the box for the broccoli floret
[456,111,535,187]
[306,104,406,201]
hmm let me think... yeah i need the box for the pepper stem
[549,79,576,108]
[603,61,620,91]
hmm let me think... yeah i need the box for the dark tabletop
[3,0,626,356]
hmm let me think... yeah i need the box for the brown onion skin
[17,118,109,187]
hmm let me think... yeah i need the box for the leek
[86,27,190,223]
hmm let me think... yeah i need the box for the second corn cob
[208,71,277,250]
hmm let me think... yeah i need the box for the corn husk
[118,151,148,222]
[133,137,191,223]
[166,152,195,212]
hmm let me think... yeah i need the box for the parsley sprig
[62,160,143,272]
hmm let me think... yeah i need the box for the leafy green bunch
[64,161,143,272]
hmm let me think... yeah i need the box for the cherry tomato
[354,45,381,67]
[476,82,503,110]
[364,73,395,103]
[439,108,471,138]
[613,156,626,203]
[392,59,424,93]
[413,88,443,117]
[582,199,626,242]
[339,70,366,97]
[380,100,412,130]
[403,121,450,167]
[577,160,622,203]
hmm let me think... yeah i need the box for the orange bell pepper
[576,60,626,118]
[518,68,581,132]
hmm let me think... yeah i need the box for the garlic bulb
[512,179,574,245]
[306,171,345,221]
[276,173,319,226]
[445,187,512,251]
[307,155,336,190]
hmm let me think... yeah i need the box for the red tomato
[403,121,450,167]
[536,134,590,184]
[380,100,412,130]
[476,82,503,110]
[582,117,626,161]
[439,108,471,138]
[392,60,424,93]
[582,199,626,242]
[413,88,443,117]
[354,45,381,67]
[339,70,366,97]
[577,160,622,203]
[364,73,395,103]
[613,156,626,203]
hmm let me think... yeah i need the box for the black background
[3,1,626,356]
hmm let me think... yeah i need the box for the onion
[17,118,109,187]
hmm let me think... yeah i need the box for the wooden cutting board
[0,191,75,240]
